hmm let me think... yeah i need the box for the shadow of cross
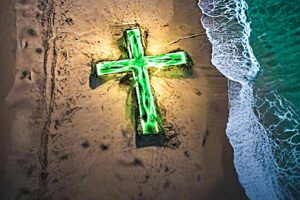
[93,28,190,135]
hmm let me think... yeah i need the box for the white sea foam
[198,0,284,199]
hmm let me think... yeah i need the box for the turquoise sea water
[248,0,300,199]
[248,0,300,109]
[199,0,300,199]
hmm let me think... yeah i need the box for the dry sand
[0,0,247,199]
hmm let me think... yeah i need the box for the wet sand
[0,0,247,199]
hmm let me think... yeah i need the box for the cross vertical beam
[125,28,159,134]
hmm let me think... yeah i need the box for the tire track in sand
[37,0,57,199]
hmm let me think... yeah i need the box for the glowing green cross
[93,28,189,135]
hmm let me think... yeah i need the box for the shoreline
[0,0,247,199]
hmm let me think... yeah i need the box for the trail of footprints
[13,0,48,199]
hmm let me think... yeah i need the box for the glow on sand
[94,28,189,135]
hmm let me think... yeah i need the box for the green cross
[93,28,189,135]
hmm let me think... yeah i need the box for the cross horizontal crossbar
[95,52,188,75]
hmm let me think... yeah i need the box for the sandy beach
[0,0,246,199]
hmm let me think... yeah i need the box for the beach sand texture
[0,0,247,199]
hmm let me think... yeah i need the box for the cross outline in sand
[93,27,190,135]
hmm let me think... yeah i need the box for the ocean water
[198,0,300,199]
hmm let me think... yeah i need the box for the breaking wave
[197,0,288,199]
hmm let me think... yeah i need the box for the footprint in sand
[35,47,43,54]
[80,139,90,149]
[27,28,37,37]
